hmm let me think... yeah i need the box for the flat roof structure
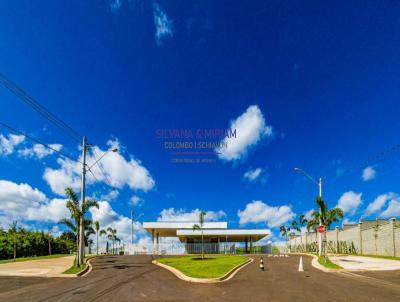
[143,221,269,243]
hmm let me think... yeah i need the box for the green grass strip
[318,256,342,269]
[157,255,249,279]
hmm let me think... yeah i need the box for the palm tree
[280,225,288,242]
[314,196,344,256]
[298,214,308,229]
[59,187,99,262]
[9,221,18,260]
[94,221,106,255]
[192,210,206,259]
[306,211,320,240]
[106,228,120,255]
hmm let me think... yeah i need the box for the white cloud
[101,189,120,201]
[19,143,62,159]
[243,168,263,182]
[237,200,295,228]
[153,2,173,45]
[43,138,155,195]
[363,192,400,219]
[130,195,141,206]
[157,208,226,222]
[216,105,273,162]
[362,166,376,181]
[364,193,393,217]
[304,209,314,220]
[0,180,69,227]
[380,198,400,218]
[0,134,25,155]
[336,191,362,216]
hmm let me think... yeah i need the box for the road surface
[0,255,399,301]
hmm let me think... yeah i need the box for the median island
[156,255,250,279]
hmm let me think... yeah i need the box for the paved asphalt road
[0,255,399,302]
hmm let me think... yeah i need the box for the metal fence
[127,242,272,255]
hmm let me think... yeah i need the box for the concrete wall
[289,218,399,257]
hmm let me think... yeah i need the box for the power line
[0,73,82,142]
[0,121,81,164]
[91,148,116,189]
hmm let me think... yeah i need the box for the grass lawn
[0,254,70,264]
[318,256,342,269]
[157,255,250,279]
[63,254,98,275]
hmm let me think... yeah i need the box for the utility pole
[318,177,323,257]
[78,136,87,266]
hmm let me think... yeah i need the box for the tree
[9,221,18,260]
[306,211,320,241]
[106,228,120,255]
[60,187,99,263]
[314,196,344,257]
[280,225,288,242]
[94,221,106,255]
[192,210,206,259]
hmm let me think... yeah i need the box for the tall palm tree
[94,221,106,255]
[106,228,120,255]
[60,187,99,261]
[314,196,344,256]
[279,225,288,242]
[192,210,206,259]
[306,211,320,241]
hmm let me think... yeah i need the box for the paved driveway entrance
[0,255,399,301]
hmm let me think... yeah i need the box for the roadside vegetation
[317,255,342,269]
[0,221,74,261]
[157,255,249,279]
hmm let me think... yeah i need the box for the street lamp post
[77,137,118,266]
[294,167,323,256]
[130,211,144,254]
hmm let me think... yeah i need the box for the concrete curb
[290,253,344,273]
[152,257,253,283]
[78,257,94,277]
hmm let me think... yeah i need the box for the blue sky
[1,1,400,243]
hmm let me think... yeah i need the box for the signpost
[318,225,326,233]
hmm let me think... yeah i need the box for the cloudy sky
[1,1,400,245]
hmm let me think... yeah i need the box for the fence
[127,242,272,255]
[288,218,400,256]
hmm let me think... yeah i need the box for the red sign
[318,225,326,233]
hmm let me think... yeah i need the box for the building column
[391,218,396,257]
[249,236,253,254]
[151,229,155,255]
[156,233,159,255]
[335,226,339,254]
[358,222,363,255]
[245,239,248,254]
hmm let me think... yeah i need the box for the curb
[78,258,94,277]
[290,253,344,273]
[153,257,253,283]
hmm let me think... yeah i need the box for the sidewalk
[0,256,75,277]
[330,255,400,271]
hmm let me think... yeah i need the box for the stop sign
[318,225,326,233]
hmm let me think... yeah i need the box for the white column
[391,218,396,257]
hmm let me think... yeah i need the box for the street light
[294,167,323,256]
[77,137,119,266]
[130,211,144,255]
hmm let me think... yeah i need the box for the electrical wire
[0,121,81,164]
[0,73,82,142]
